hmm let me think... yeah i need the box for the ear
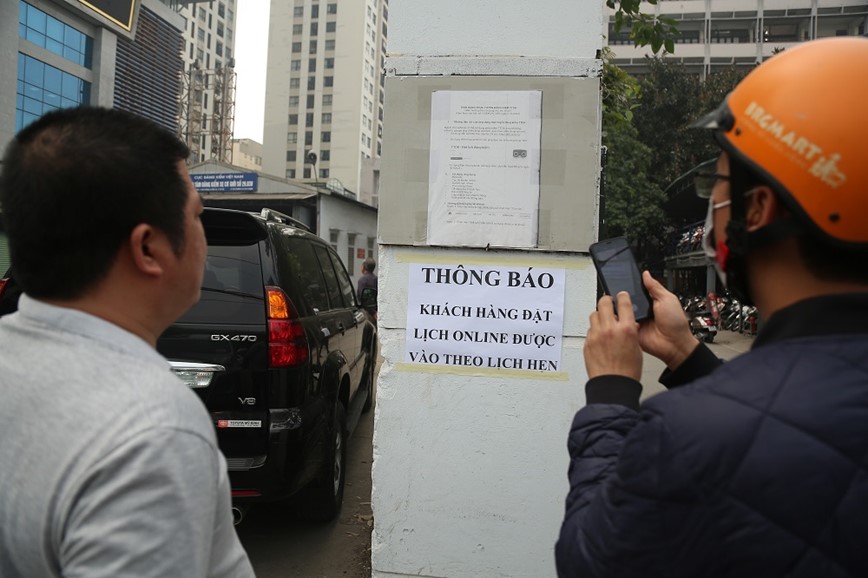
[129,224,166,277]
[745,186,780,232]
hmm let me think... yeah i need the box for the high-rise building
[261,0,388,207]
[177,0,238,163]
[607,0,867,75]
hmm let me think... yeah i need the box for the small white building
[189,160,377,285]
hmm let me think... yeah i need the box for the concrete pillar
[372,1,603,576]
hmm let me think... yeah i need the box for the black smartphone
[589,236,653,321]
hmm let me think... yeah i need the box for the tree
[601,50,668,270]
[608,0,679,54]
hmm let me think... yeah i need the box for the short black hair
[728,154,868,285]
[363,257,376,273]
[0,107,191,299]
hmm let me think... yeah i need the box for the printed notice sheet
[405,263,565,374]
[427,91,542,248]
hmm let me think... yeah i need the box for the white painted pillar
[372,1,603,576]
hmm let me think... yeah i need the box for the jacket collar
[754,293,868,349]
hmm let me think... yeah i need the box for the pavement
[640,328,755,401]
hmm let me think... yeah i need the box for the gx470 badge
[210,334,257,342]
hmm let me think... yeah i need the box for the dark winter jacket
[556,293,868,578]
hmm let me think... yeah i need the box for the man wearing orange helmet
[557,37,868,577]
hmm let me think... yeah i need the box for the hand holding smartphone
[589,236,653,321]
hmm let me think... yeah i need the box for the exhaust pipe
[232,505,247,526]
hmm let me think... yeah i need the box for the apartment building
[261,0,388,206]
[231,138,263,171]
[177,0,238,163]
[608,0,868,75]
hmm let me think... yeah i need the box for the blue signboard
[191,172,258,192]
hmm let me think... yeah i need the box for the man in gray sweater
[0,107,255,577]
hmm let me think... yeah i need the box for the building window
[216,42,223,57]
[321,149,330,161]
[326,21,336,33]
[311,4,319,18]
[324,76,333,87]
[289,114,298,125]
[322,131,331,142]
[327,3,337,14]
[323,94,333,106]
[292,41,302,52]
[305,112,314,127]
[16,53,91,132]
[293,6,303,16]
[217,22,224,37]
[218,2,225,17]
[287,150,297,161]
[293,23,303,34]
[320,168,329,178]
[305,131,313,145]
[329,229,339,251]
[197,28,205,41]
[310,22,318,35]
[325,57,334,69]
[287,132,297,143]
[199,6,206,20]
[289,95,299,106]
[290,78,300,88]
[286,169,296,178]
[322,112,331,124]
[308,58,316,72]
[291,59,301,71]
[19,2,94,68]
[306,94,315,108]
[308,76,316,89]
[325,39,336,51]
[303,167,311,178]
[309,40,317,53]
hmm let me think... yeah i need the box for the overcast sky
[234,0,269,142]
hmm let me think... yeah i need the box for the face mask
[702,197,733,286]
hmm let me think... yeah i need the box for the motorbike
[682,295,718,343]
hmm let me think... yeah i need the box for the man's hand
[584,291,643,380]
[637,271,699,369]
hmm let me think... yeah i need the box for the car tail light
[265,286,309,367]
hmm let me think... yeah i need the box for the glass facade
[19,2,93,68]
[16,53,92,133]
[16,2,93,132]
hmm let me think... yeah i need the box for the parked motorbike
[682,295,718,343]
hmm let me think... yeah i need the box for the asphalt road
[235,388,375,578]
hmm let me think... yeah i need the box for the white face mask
[702,188,758,288]
[703,197,732,287]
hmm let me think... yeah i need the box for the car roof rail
[260,208,311,232]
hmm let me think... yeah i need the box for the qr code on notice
[512,149,527,158]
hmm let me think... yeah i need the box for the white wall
[373,0,603,576]
[318,193,378,286]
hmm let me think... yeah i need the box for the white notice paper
[405,263,565,374]
[427,91,543,248]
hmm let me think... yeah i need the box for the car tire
[362,341,376,413]
[297,402,347,522]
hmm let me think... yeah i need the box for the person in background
[0,107,255,578]
[557,37,868,577]
[357,256,378,301]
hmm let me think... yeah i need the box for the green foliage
[600,52,748,268]
[602,121,668,268]
[601,47,641,128]
[608,0,679,54]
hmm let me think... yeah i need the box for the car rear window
[176,244,266,325]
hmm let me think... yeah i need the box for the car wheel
[362,342,376,413]
[297,403,347,522]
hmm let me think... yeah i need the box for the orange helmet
[692,37,868,247]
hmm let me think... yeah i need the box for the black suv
[159,207,377,521]
[0,207,377,522]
